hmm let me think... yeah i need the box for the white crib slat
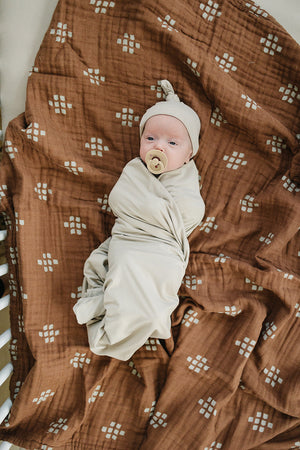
[0,264,8,278]
[0,398,12,425]
[0,295,10,312]
[0,363,13,387]
[0,441,12,449]
[0,230,7,242]
[0,329,11,350]
[0,229,10,440]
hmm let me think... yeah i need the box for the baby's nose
[156,142,166,151]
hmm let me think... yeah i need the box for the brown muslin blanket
[0,0,299,448]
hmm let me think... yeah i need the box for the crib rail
[0,229,14,449]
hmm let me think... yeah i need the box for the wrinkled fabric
[0,0,299,448]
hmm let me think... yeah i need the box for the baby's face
[140,115,193,173]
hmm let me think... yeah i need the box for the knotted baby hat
[139,80,201,157]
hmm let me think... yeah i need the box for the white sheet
[0,0,59,135]
[0,0,299,135]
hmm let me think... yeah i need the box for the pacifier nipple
[145,150,168,174]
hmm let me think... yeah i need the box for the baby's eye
[146,136,154,141]
[169,141,177,146]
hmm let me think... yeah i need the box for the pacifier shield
[145,150,168,174]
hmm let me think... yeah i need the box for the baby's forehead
[143,115,189,136]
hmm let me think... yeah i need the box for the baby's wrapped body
[74,157,205,360]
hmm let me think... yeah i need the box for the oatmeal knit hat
[139,80,201,156]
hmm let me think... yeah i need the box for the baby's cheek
[139,146,145,161]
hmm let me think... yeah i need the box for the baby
[73,80,205,360]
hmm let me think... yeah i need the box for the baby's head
[139,80,201,174]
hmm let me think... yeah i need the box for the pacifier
[145,150,168,175]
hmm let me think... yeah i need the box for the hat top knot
[160,79,180,102]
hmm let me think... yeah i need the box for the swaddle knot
[145,150,168,174]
